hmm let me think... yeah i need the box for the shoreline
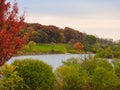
[14,51,93,57]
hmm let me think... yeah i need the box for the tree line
[27,23,85,43]
[27,23,116,53]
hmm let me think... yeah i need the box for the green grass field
[17,43,82,55]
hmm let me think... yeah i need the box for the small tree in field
[0,0,28,66]
[73,42,83,50]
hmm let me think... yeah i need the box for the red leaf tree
[0,0,28,66]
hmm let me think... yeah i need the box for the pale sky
[8,0,120,41]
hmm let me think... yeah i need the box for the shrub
[56,57,119,90]
[0,64,24,90]
[55,58,89,90]
[95,47,113,58]
[92,67,117,90]
[12,59,55,90]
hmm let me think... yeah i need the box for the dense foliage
[1,58,120,89]
[12,59,55,90]
[95,42,120,58]
[0,64,24,90]
[55,58,120,90]
[0,0,28,66]
[27,24,84,43]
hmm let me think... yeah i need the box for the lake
[8,54,92,70]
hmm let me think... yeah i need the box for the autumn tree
[73,42,83,50]
[64,27,75,43]
[0,0,28,66]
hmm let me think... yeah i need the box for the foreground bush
[0,64,24,90]
[12,59,55,90]
[55,58,120,90]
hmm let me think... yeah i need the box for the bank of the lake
[16,43,86,56]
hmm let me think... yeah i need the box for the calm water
[8,54,92,69]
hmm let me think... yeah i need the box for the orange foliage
[73,42,83,50]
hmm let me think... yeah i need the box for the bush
[0,64,24,90]
[55,57,119,90]
[56,65,80,90]
[56,58,90,90]
[92,67,117,90]
[95,47,113,58]
[12,59,55,90]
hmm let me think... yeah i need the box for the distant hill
[26,23,115,53]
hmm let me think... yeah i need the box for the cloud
[25,13,120,28]
[25,13,120,41]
